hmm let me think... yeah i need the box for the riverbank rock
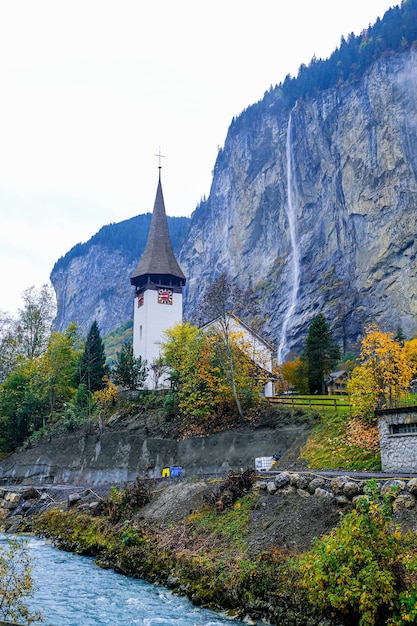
[3,471,417,549]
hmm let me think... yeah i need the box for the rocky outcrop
[51,48,417,355]
[0,484,105,532]
[180,48,417,358]
[51,214,190,335]
[52,245,135,336]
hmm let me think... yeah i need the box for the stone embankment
[256,471,417,511]
[0,485,107,533]
[2,471,417,537]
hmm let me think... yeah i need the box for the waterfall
[278,112,301,365]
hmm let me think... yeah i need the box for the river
[0,535,253,626]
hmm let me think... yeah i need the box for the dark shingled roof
[130,171,186,287]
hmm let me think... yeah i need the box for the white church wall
[206,315,275,397]
[133,288,183,389]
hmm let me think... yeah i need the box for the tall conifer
[79,320,106,393]
[303,314,340,394]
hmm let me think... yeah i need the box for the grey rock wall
[52,245,136,336]
[50,48,417,356]
[180,48,417,357]
[0,425,309,486]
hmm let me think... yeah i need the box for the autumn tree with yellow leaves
[404,337,417,379]
[160,321,266,425]
[190,272,267,422]
[280,357,309,394]
[347,325,412,421]
[0,537,43,623]
[161,322,215,420]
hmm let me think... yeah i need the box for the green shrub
[0,536,43,624]
[299,480,417,625]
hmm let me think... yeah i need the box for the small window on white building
[391,423,417,434]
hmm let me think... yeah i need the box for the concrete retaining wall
[0,425,309,485]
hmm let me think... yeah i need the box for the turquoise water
[1,535,251,626]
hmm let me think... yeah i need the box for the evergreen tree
[394,326,405,346]
[112,343,147,390]
[303,314,340,394]
[79,321,107,393]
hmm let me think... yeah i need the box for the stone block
[342,481,360,499]
[22,486,40,500]
[5,492,21,503]
[295,475,310,490]
[393,493,416,511]
[331,476,347,494]
[289,473,300,487]
[315,487,334,502]
[273,472,291,489]
[2,500,18,510]
[281,485,297,495]
[308,477,325,493]
[266,481,277,494]
[407,478,417,495]
[381,480,406,497]
[335,495,351,506]
[68,492,82,505]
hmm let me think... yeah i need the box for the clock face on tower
[158,288,173,305]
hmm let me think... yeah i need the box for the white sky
[0,0,396,317]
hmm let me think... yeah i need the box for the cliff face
[52,48,417,357]
[52,245,135,336]
[51,214,190,336]
[179,48,417,359]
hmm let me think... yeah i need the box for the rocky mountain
[51,214,190,336]
[52,4,417,360]
[180,46,417,360]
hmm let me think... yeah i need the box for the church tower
[130,165,186,388]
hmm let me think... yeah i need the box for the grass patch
[300,406,381,471]
[186,495,254,557]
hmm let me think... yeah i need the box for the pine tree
[394,326,405,346]
[112,342,147,390]
[303,314,340,394]
[79,321,107,393]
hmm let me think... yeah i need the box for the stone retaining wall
[377,407,417,473]
[2,471,417,534]
[255,471,417,513]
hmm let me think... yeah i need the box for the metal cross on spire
[154,147,165,169]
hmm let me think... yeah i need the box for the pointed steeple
[130,169,186,290]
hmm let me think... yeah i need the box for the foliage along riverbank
[27,471,417,626]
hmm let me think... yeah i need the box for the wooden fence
[268,393,417,413]
[268,395,350,412]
